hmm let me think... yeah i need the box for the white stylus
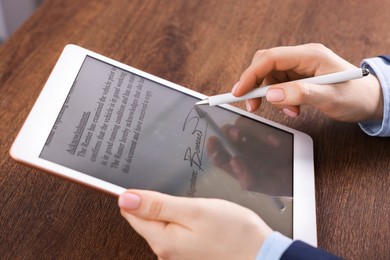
[196,68,369,106]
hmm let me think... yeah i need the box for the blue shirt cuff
[359,57,390,136]
[255,231,293,260]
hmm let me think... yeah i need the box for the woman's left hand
[118,190,272,260]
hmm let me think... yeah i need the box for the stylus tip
[196,99,209,105]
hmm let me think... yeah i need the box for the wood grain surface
[1,0,389,259]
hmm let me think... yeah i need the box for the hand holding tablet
[10,44,317,245]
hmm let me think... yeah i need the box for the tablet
[10,44,317,245]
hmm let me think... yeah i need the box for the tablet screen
[40,56,294,236]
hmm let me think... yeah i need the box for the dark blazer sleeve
[379,55,390,63]
[280,241,343,260]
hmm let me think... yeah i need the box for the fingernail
[231,81,240,95]
[245,100,254,112]
[266,89,285,102]
[118,193,141,210]
[282,108,298,118]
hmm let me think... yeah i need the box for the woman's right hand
[232,43,383,122]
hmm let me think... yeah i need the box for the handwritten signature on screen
[182,106,209,172]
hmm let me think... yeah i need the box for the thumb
[118,190,195,223]
[265,82,334,107]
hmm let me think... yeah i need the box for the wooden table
[1,0,389,259]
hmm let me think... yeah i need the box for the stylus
[196,68,370,106]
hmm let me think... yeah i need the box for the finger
[265,81,336,108]
[233,44,353,97]
[243,72,291,112]
[121,209,167,237]
[245,98,261,112]
[118,190,198,224]
[282,106,300,118]
[269,103,301,117]
[233,45,319,96]
[120,210,176,255]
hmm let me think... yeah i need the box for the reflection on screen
[40,56,294,237]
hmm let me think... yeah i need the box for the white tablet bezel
[10,44,317,246]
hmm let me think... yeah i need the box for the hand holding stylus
[201,44,383,122]
[196,68,369,106]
